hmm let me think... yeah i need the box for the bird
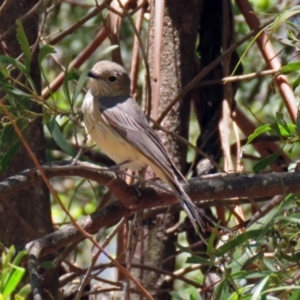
[82,60,202,232]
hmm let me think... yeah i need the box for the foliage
[1,0,300,299]
[0,246,30,300]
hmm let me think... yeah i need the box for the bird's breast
[82,92,148,171]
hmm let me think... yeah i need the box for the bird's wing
[96,95,187,183]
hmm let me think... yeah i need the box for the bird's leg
[131,167,147,197]
[106,160,130,173]
[105,160,135,181]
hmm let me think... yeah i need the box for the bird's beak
[87,70,99,79]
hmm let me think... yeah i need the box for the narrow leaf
[15,20,31,72]
[297,116,300,136]
[292,77,300,91]
[3,249,28,294]
[12,250,27,269]
[38,44,56,65]
[247,124,272,144]
[1,247,15,290]
[253,148,283,174]
[175,242,192,253]
[214,229,262,257]
[281,62,300,74]
[269,5,300,37]
[169,292,184,300]
[0,139,21,175]
[38,44,56,94]
[47,118,77,157]
[278,38,300,49]
[3,266,25,297]
[16,284,31,299]
[72,63,94,106]
[212,278,229,300]
[250,276,270,300]
[62,55,72,107]
[186,255,214,265]
[289,289,300,300]
[0,55,26,72]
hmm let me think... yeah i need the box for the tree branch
[1,161,299,206]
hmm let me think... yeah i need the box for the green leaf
[72,64,93,106]
[0,55,26,73]
[97,44,120,60]
[2,266,25,297]
[38,44,56,65]
[16,284,31,299]
[2,250,27,297]
[250,276,270,300]
[15,19,31,72]
[0,66,9,78]
[186,255,214,266]
[0,113,29,175]
[10,87,32,98]
[63,56,72,107]
[207,223,220,255]
[278,38,300,49]
[175,242,192,253]
[289,289,300,300]
[38,44,56,94]
[247,124,272,144]
[0,136,21,175]
[2,249,27,288]
[214,229,262,257]
[263,257,276,272]
[12,250,27,269]
[296,117,300,136]
[169,291,184,300]
[269,121,281,136]
[47,117,77,157]
[66,69,80,82]
[276,216,300,224]
[185,287,202,300]
[292,77,300,91]
[279,123,297,137]
[231,270,273,280]
[268,5,300,38]
[241,252,261,270]
[40,260,55,269]
[212,278,229,300]
[1,246,15,291]
[269,121,297,138]
[281,62,300,74]
[253,148,283,174]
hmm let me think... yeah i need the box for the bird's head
[87,60,131,97]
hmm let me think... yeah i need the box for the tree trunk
[0,1,58,298]
[134,0,201,298]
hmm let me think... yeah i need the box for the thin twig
[45,0,111,45]
[236,0,297,122]
[0,0,11,19]
[75,218,126,299]
[156,19,274,125]
[0,0,45,42]
[199,68,279,86]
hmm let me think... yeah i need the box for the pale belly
[82,96,148,171]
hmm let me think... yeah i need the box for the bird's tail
[169,180,203,232]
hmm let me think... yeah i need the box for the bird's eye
[108,76,117,82]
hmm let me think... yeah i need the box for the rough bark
[135,0,201,298]
[0,0,58,298]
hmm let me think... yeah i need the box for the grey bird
[82,60,202,231]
